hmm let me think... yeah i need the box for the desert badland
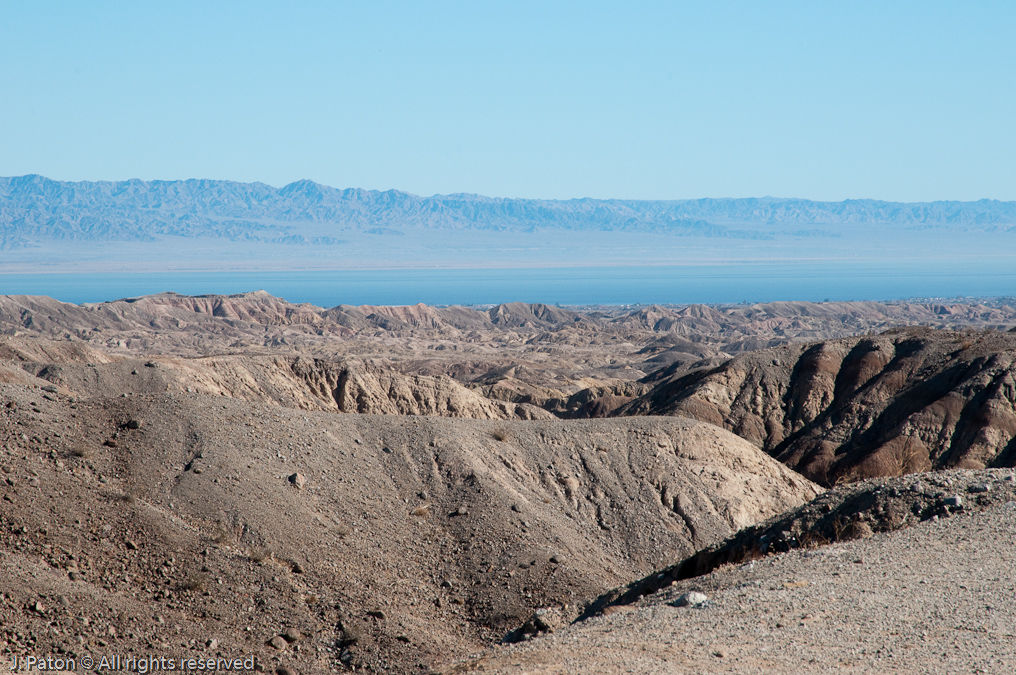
[3,292,1016,673]
[7,2,1016,672]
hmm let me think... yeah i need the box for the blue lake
[1,260,1015,307]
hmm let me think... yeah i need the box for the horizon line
[0,173,1011,206]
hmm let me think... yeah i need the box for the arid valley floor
[3,293,1016,673]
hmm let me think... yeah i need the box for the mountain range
[4,174,1016,245]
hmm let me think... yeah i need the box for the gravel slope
[445,495,1016,674]
[0,383,816,673]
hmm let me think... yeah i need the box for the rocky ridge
[618,326,1016,485]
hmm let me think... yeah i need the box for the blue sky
[1,2,1014,201]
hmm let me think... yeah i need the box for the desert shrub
[210,522,231,544]
[178,573,208,593]
[248,547,272,564]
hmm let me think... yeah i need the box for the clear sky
[1,1,1014,201]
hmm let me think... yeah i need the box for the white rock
[674,591,709,608]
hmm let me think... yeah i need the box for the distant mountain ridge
[3,174,1016,245]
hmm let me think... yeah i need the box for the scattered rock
[454,506,468,517]
[288,473,306,490]
[276,668,295,675]
[673,591,709,608]
[41,385,57,393]
[503,606,575,643]
[206,638,218,650]
[944,494,963,508]
[126,540,138,550]
[126,419,141,430]
[969,483,991,493]
[550,555,564,564]
[268,635,288,650]
[282,627,302,642]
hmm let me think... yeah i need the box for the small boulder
[268,635,288,650]
[288,473,306,490]
[126,420,141,430]
[206,638,218,650]
[673,591,709,608]
[282,627,302,643]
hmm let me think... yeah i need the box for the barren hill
[2,293,1015,422]
[619,327,1016,485]
[0,382,816,673]
[6,292,1016,671]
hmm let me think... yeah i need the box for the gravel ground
[445,499,1016,674]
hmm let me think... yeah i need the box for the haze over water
[4,259,1014,307]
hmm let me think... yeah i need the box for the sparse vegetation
[248,547,272,564]
[210,522,231,545]
[177,573,208,593]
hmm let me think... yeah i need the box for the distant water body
[1,261,1015,307]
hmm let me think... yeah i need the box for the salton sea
[1,260,1015,307]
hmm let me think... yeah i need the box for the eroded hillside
[0,383,815,673]
[2,292,1016,421]
[5,292,1016,672]
[618,327,1016,484]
